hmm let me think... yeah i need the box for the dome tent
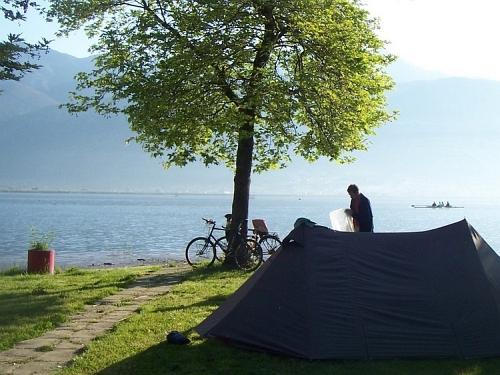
[195,220,500,360]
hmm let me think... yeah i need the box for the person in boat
[345,184,374,232]
[446,201,451,208]
[432,202,437,207]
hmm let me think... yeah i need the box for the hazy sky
[363,0,500,81]
[6,0,500,81]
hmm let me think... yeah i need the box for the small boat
[412,202,464,209]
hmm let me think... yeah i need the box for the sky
[5,0,500,82]
[363,0,500,81]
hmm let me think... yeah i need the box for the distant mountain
[14,52,95,103]
[0,81,59,115]
[1,49,499,199]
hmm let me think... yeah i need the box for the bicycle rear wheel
[185,237,216,267]
[259,235,282,255]
[235,238,263,271]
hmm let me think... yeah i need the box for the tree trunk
[232,133,253,229]
[223,120,254,266]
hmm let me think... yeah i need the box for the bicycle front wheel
[259,235,282,256]
[214,236,229,262]
[185,237,216,267]
[235,238,263,271]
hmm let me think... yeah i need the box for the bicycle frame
[202,218,227,243]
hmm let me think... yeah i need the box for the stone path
[0,264,191,375]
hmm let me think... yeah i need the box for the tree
[1,1,50,83]
[48,0,396,236]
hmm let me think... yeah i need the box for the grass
[0,264,161,351]
[2,264,500,375]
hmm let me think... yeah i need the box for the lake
[0,192,498,270]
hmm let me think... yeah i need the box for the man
[345,184,373,232]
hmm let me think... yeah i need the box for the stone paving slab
[8,361,61,375]
[0,264,190,375]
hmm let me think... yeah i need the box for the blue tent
[195,220,500,360]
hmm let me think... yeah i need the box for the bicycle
[186,218,264,271]
[250,219,282,256]
[185,218,227,268]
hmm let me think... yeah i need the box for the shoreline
[1,257,187,272]
[81,257,187,270]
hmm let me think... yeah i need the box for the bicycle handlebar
[202,217,248,232]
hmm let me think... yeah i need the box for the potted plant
[27,226,56,274]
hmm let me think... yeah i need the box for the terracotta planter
[27,249,55,274]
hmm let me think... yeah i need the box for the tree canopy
[48,0,397,227]
[1,1,50,83]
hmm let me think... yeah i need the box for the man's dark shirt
[350,193,374,232]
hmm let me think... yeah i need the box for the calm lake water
[1,192,498,270]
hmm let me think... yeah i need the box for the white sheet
[329,208,355,232]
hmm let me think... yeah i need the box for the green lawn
[0,265,161,351]
[1,264,499,375]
